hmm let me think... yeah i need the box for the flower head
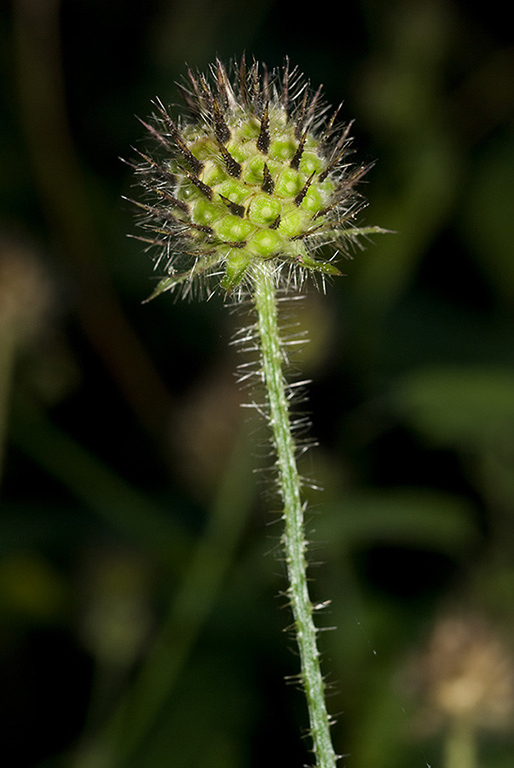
[129,57,383,300]
[406,612,514,733]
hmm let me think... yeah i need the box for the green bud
[214,215,253,243]
[221,249,252,291]
[248,195,281,226]
[248,229,283,258]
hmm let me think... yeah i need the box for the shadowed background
[1,1,514,766]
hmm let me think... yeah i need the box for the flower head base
[130,58,384,300]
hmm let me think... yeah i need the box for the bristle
[281,57,291,116]
[200,73,217,113]
[261,163,275,194]
[213,99,231,144]
[187,221,214,235]
[318,151,346,183]
[132,149,178,185]
[247,60,261,111]
[125,196,174,220]
[257,104,270,154]
[312,201,338,221]
[305,84,323,129]
[168,124,204,176]
[319,142,360,185]
[128,233,164,248]
[214,59,230,112]
[290,132,307,171]
[238,55,248,106]
[318,122,354,181]
[217,143,242,178]
[186,172,213,200]
[294,172,315,206]
[293,91,309,140]
[219,195,245,217]
[261,64,270,107]
[319,105,343,146]
[136,117,173,151]
[156,189,190,214]
[290,223,323,240]
[175,81,202,117]
[185,68,204,112]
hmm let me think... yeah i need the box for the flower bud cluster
[130,58,375,299]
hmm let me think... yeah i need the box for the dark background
[1,1,514,766]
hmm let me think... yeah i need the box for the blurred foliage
[1,0,514,766]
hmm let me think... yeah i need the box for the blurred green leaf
[459,132,514,305]
[392,365,514,450]
[319,487,478,555]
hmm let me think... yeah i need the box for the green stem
[444,717,477,768]
[252,261,338,768]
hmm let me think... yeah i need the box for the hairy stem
[252,261,338,768]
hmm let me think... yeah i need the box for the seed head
[405,613,514,734]
[128,57,383,301]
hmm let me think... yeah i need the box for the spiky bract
[130,57,380,301]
